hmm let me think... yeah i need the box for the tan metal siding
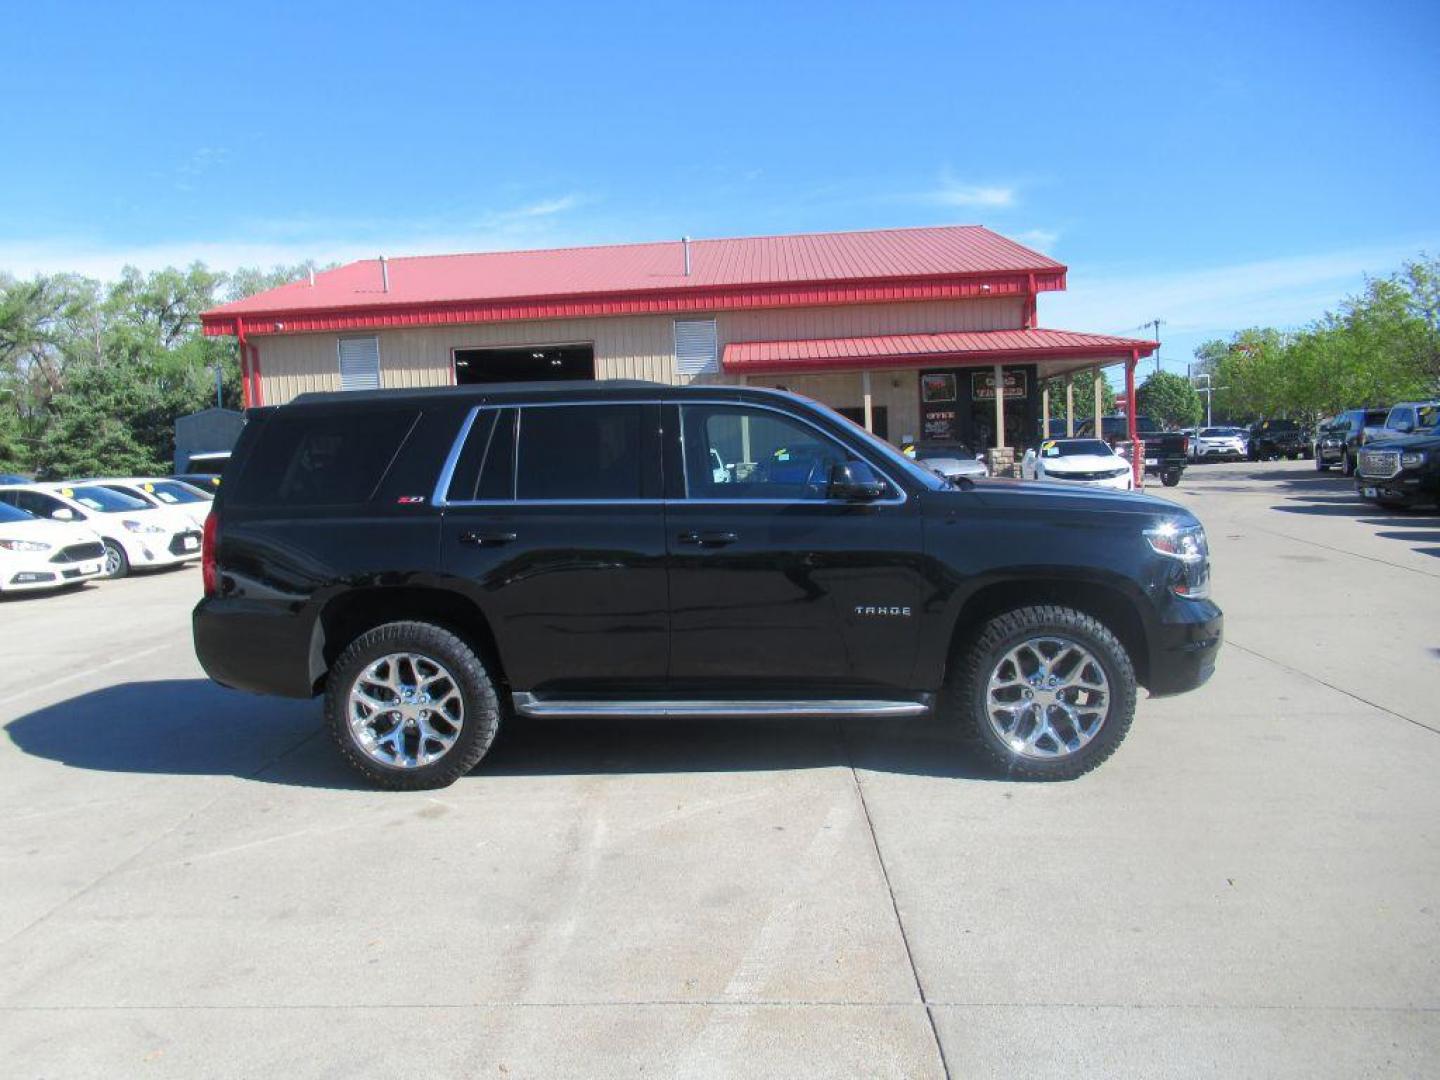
[253,297,1023,405]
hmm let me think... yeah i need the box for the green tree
[1136,370,1202,428]
[1044,372,1116,424]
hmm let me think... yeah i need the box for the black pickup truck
[194,382,1221,789]
[1075,415,1188,486]
[1248,418,1311,461]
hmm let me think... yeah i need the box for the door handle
[459,531,517,546]
[678,530,738,548]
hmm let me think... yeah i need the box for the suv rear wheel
[948,605,1137,780]
[325,621,500,790]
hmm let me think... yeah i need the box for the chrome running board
[510,693,929,720]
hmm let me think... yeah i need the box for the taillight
[1181,435,1189,455]
[201,512,220,596]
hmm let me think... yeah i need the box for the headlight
[122,519,166,534]
[1144,521,1211,599]
[0,538,51,552]
[1401,451,1426,468]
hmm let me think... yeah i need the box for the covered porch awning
[721,327,1158,378]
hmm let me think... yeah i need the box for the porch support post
[993,363,1006,449]
[235,317,250,410]
[1065,376,1075,436]
[861,370,874,433]
[1126,350,1140,486]
[1093,366,1103,433]
[1041,380,1051,441]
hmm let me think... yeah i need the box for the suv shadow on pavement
[4,679,1009,787]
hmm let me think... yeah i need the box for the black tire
[101,539,129,579]
[1161,468,1181,487]
[1342,453,1356,477]
[946,605,1137,780]
[1314,455,1328,471]
[325,620,500,790]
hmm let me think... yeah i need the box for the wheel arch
[941,576,1151,689]
[309,586,505,696]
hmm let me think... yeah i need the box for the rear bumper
[1146,600,1223,696]
[192,597,318,698]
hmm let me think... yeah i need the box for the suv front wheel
[949,605,1137,780]
[325,621,500,790]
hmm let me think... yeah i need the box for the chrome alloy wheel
[347,653,465,769]
[985,636,1110,759]
[103,543,124,578]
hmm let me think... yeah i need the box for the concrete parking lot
[1,459,1437,1078]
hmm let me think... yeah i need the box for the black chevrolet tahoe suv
[193,382,1222,790]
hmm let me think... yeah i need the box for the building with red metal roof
[201,224,1155,462]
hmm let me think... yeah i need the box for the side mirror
[828,460,887,502]
[51,507,77,521]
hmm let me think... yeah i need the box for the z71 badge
[854,605,912,617]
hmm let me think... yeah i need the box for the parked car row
[0,477,213,595]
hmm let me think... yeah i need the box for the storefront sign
[922,407,959,442]
[971,370,1027,401]
[920,373,957,403]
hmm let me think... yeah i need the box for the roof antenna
[682,236,691,276]
[379,255,390,293]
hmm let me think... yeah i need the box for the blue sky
[4,0,1438,369]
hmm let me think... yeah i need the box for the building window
[673,319,718,378]
[338,336,381,391]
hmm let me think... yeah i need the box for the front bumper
[1146,599,1223,696]
[1,554,105,592]
[1355,469,1440,506]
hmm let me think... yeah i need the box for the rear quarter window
[228,408,421,507]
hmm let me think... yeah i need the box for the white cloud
[1013,228,1060,253]
[923,182,1016,209]
[0,194,592,281]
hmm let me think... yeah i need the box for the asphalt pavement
[1,459,1436,1078]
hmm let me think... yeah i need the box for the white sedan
[0,500,107,593]
[84,477,213,529]
[1022,439,1135,491]
[0,482,202,579]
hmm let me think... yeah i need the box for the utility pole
[1141,319,1165,374]
[214,363,224,409]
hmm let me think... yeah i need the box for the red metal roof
[723,328,1158,374]
[202,225,1066,336]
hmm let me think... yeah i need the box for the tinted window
[230,409,421,507]
[0,500,33,523]
[515,405,645,500]
[682,404,857,500]
[444,411,498,502]
[478,410,516,501]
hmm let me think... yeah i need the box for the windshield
[1041,439,1115,458]
[58,485,150,513]
[139,480,208,505]
[0,501,35,523]
[1199,428,1232,438]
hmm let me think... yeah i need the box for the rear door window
[229,408,421,507]
[514,405,651,501]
